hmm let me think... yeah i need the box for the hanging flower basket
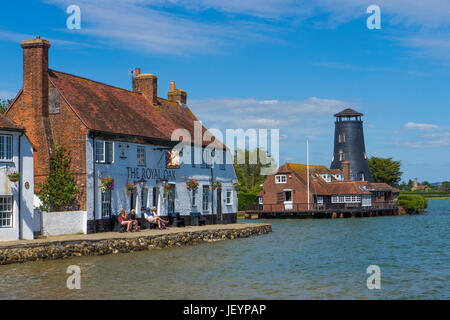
[186,179,199,191]
[163,184,173,202]
[100,176,114,192]
[8,171,20,182]
[212,181,222,190]
[126,182,136,193]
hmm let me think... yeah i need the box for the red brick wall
[261,164,313,210]
[7,83,88,210]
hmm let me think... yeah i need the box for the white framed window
[202,186,210,212]
[258,197,263,205]
[0,135,13,161]
[101,190,112,218]
[0,196,13,227]
[284,190,292,202]
[339,133,346,143]
[317,196,323,204]
[339,151,345,161]
[362,195,372,207]
[95,141,113,164]
[137,146,146,166]
[225,189,233,205]
[331,196,338,203]
[275,175,287,184]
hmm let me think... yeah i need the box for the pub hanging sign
[127,167,176,181]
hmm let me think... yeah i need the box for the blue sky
[0,0,449,182]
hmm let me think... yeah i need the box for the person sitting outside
[129,209,140,232]
[118,209,133,232]
[144,207,168,229]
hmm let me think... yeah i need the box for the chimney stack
[21,37,51,117]
[168,81,187,104]
[132,70,158,105]
[342,161,350,181]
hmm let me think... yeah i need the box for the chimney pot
[342,161,351,181]
[170,81,176,92]
[135,68,141,76]
[132,72,158,105]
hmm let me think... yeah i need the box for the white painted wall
[0,132,34,241]
[41,211,87,236]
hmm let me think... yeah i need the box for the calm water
[1,200,449,299]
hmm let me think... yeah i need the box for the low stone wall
[0,224,271,265]
[41,211,87,236]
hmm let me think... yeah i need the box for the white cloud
[404,122,448,131]
[0,91,16,99]
[43,0,450,59]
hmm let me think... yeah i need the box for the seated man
[144,207,168,229]
[129,209,140,232]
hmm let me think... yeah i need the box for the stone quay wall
[0,224,272,265]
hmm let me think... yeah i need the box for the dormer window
[339,133,346,143]
[275,175,287,184]
[319,174,331,183]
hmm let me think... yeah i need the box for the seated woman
[118,209,133,232]
[129,209,140,232]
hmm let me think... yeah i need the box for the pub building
[5,37,238,233]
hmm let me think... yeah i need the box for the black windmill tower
[330,108,373,182]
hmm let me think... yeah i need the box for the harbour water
[0,200,448,299]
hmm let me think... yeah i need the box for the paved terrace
[0,223,270,249]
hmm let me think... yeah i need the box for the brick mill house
[253,161,399,218]
[5,37,238,235]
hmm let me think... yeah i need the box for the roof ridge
[49,69,142,96]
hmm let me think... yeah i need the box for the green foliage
[368,156,403,186]
[0,98,13,114]
[238,192,257,211]
[37,143,79,212]
[233,148,275,194]
[439,181,450,193]
[398,194,427,213]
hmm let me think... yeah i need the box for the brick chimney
[168,81,187,104]
[132,68,158,105]
[342,161,351,181]
[21,36,51,117]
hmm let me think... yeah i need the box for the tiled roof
[48,70,223,148]
[367,183,399,193]
[334,108,363,117]
[0,114,24,131]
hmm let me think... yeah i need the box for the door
[217,188,222,222]
[284,190,293,210]
[130,191,137,211]
[167,184,176,215]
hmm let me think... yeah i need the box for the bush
[238,192,258,211]
[398,194,427,213]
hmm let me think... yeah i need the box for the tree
[37,143,80,211]
[0,98,13,114]
[233,148,276,194]
[368,156,403,186]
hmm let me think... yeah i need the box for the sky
[0,0,449,182]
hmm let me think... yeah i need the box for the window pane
[0,196,13,227]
